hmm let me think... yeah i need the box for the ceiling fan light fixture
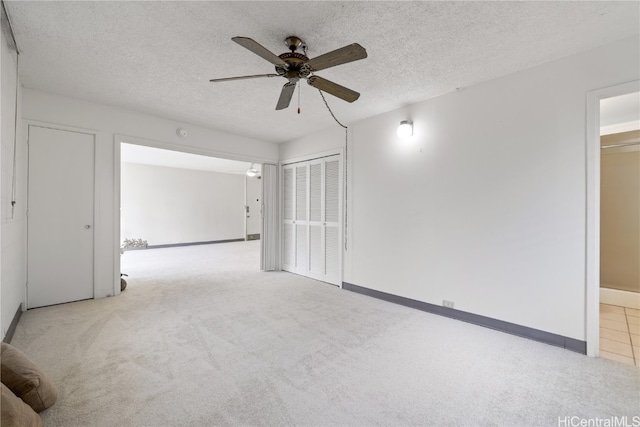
[246,164,259,177]
[397,120,413,139]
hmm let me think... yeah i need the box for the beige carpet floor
[10,241,640,426]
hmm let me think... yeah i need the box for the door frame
[25,120,100,308]
[585,80,640,357]
[280,148,344,285]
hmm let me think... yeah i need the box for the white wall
[280,35,640,341]
[22,89,278,299]
[1,29,25,339]
[121,162,244,245]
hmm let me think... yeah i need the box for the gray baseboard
[130,238,245,250]
[3,303,23,344]
[342,282,586,354]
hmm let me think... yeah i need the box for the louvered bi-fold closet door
[295,163,309,275]
[323,156,341,285]
[308,160,324,281]
[282,166,295,272]
[282,155,341,286]
[282,163,310,274]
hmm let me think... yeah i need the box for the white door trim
[113,139,122,296]
[585,79,640,357]
[280,148,343,167]
[24,119,99,136]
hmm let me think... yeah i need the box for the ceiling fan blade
[209,74,280,83]
[276,82,297,110]
[232,37,288,67]
[307,76,360,103]
[305,43,367,72]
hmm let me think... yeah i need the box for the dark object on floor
[121,273,128,291]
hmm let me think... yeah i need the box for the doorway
[586,81,640,364]
[598,91,640,366]
[118,141,263,285]
[27,125,95,308]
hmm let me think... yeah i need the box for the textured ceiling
[6,1,640,144]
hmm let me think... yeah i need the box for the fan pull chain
[318,89,349,251]
[297,83,301,114]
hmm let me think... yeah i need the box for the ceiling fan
[210,36,367,110]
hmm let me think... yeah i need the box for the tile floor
[600,303,640,367]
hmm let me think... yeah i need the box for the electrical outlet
[443,300,455,309]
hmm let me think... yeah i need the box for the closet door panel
[282,166,295,272]
[283,223,295,267]
[296,165,307,221]
[283,168,294,221]
[324,156,341,284]
[325,226,340,282]
[308,161,323,278]
[295,164,309,274]
[309,225,323,278]
[296,224,308,274]
[325,158,340,223]
[309,163,322,222]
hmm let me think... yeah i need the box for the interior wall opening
[119,141,263,291]
[598,90,640,367]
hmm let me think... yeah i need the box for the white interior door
[245,175,262,238]
[27,126,94,308]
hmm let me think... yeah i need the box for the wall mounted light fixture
[246,164,259,177]
[397,121,413,138]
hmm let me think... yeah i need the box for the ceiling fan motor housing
[276,52,311,81]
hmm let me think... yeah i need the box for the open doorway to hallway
[119,142,262,290]
[598,90,640,366]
